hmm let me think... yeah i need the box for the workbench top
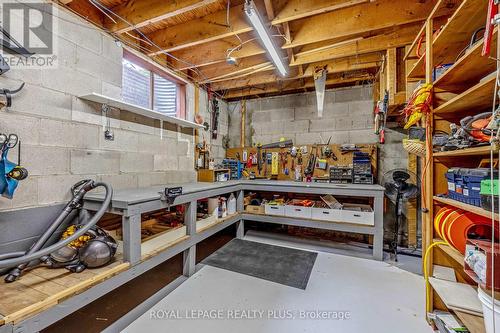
[85,180,384,208]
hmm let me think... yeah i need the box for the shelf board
[433,238,464,266]
[434,73,496,114]
[434,29,497,92]
[454,310,486,333]
[433,196,498,221]
[433,146,493,157]
[429,277,483,316]
[407,0,488,80]
[79,93,204,130]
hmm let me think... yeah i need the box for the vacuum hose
[0,181,113,271]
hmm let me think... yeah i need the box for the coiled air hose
[0,181,112,269]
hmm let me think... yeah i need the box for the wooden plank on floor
[0,280,49,316]
[1,262,129,324]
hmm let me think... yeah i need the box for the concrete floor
[123,233,433,333]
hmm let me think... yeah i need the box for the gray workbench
[4,180,384,333]
[83,180,385,266]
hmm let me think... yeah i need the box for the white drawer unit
[340,204,374,226]
[311,207,342,222]
[285,204,312,219]
[265,204,285,216]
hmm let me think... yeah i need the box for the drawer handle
[270,206,278,210]
[353,214,361,217]
[295,208,301,211]
[322,211,330,214]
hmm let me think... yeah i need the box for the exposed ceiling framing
[61,0,457,100]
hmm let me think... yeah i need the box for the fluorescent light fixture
[244,0,288,77]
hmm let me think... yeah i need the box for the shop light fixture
[244,0,288,77]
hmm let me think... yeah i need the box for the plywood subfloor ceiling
[62,0,458,100]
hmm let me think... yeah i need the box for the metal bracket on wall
[101,104,114,141]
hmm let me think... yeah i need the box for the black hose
[0,182,113,268]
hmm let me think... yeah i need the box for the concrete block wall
[228,85,378,147]
[0,4,219,211]
[196,89,229,162]
[228,85,408,181]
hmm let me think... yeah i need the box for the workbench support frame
[236,190,245,238]
[183,201,197,277]
[122,213,141,265]
[4,181,385,333]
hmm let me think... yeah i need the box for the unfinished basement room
[0,0,499,332]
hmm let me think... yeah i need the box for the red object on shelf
[482,0,498,56]
[464,239,500,292]
[434,204,495,253]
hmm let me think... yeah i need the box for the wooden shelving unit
[434,73,496,114]
[406,1,496,332]
[433,196,498,221]
[433,146,492,157]
[434,29,498,92]
[433,238,464,267]
[407,0,489,80]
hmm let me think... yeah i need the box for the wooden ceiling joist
[146,0,371,55]
[105,0,220,33]
[210,52,382,91]
[222,73,374,100]
[60,0,442,100]
[283,0,453,49]
[291,22,423,66]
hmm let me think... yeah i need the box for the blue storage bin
[446,168,498,207]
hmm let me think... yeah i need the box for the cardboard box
[245,204,265,214]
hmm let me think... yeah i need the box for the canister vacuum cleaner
[0,179,115,283]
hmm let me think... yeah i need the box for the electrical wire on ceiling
[13,0,217,93]
[87,0,209,78]
[85,0,229,98]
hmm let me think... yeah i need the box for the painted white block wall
[0,3,227,211]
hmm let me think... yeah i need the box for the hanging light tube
[244,0,288,77]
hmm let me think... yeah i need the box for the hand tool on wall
[374,90,388,144]
[0,82,25,108]
[261,139,293,149]
[271,152,279,176]
[304,146,317,177]
[209,90,220,140]
[0,133,28,199]
[257,144,262,174]
[313,65,327,118]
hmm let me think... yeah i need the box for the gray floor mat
[202,239,317,289]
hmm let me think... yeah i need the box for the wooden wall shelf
[433,196,498,221]
[434,73,496,114]
[433,146,493,158]
[407,0,488,80]
[433,238,464,267]
[434,29,497,92]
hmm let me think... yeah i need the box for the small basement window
[122,52,185,119]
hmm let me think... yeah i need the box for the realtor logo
[1,1,58,68]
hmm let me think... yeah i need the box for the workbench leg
[183,247,196,277]
[183,201,197,277]
[122,214,141,265]
[236,190,245,239]
[236,219,245,239]
[373,195,384,261]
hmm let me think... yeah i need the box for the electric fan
[382,169,420,261]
